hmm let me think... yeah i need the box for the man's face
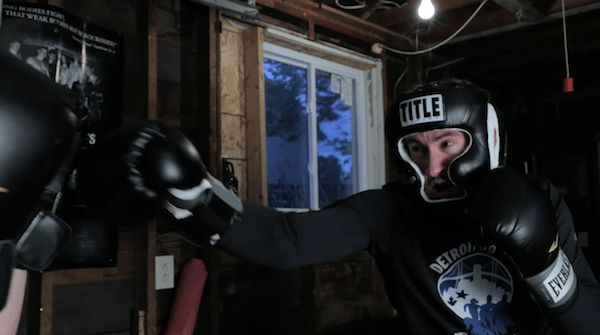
[403,129,469,199]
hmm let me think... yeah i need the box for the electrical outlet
[155,255,175,290]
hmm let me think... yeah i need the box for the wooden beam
[135,0,158,334]
[244,27,268,206]
[26,272,41,335]
[361,0,384,19]
[39,273,54,335]
[368,0,483,27]
[211,15,223,178]
[491,0,545,21]
[256,0,411,45]
[308,20,316,40]
[196,9,222,335]
[134,220,157,335]
[195,6,222,176]
[136,0,159,121]
[531,0,557,14]
[446,1,600,44]
[320,2,412,43]
[418,5,517,43]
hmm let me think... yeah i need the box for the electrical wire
[393,65,409,99]
[335,0,407,10]
[382,1,407,9]
[561,0,570,79]
[335,0,367,10]
[427,57,466,71]
[377,0,489,56]
[421,20,432,82]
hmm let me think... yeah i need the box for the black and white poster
[0,2,124,145]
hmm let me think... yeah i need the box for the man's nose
[427,150,447,177]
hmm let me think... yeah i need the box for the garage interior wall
[7,0,397,334]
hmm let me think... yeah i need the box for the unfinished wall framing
[214,17,394,334]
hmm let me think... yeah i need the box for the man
[25,47,50,77]
[8,41,22,60]
[76,79,600,335]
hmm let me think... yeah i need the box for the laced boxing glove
[75,120,242,243]
[467,166,577,310]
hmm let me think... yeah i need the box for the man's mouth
[433,182,452,192]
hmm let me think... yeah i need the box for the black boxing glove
[467,166,577,310]
[75,120,242,242]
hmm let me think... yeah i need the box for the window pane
[316,70,354,208]
[264,58,310,208]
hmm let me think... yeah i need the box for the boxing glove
[0,49,87,310]
[75,120,242,242]
[467,166,577,309]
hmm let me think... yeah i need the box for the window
[263,39,384,210]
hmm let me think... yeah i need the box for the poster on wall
[0,1,124,146]
[0,2,124,269]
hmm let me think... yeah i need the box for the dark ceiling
[251,0,600,171]
[253,0,600,99]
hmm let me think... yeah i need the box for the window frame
[263,31,385,210]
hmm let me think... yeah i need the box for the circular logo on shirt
[437,252,517,335]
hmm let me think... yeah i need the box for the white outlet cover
[155,255,175,290]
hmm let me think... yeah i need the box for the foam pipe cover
[163,258,208,335]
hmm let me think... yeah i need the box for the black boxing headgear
[385,80,501,203]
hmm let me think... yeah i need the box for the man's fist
[75,120,242,242]
[75,120,207,221]
[467,166,577,309]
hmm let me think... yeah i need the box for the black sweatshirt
[219,175,600,335]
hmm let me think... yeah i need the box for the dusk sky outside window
[264,57,355,209]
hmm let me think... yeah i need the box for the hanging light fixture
[418,0,435,20]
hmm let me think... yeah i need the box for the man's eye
[408,144,422,153]
[442,140,454,148]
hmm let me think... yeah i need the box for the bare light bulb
[418,0,435,20]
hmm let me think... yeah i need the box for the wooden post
[136,0,159,121]
[134,0,158,334]
[307,21,315,41]
[243,27,268,206]
[26,272,41,335]
[196,7,222,178]
[195,7,222,335]
[38,272,54,335]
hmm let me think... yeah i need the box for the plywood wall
[218,20,268,204]
[220,20,249,200]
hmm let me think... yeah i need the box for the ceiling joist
[256,0,413,48]
[491,0,545,21]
